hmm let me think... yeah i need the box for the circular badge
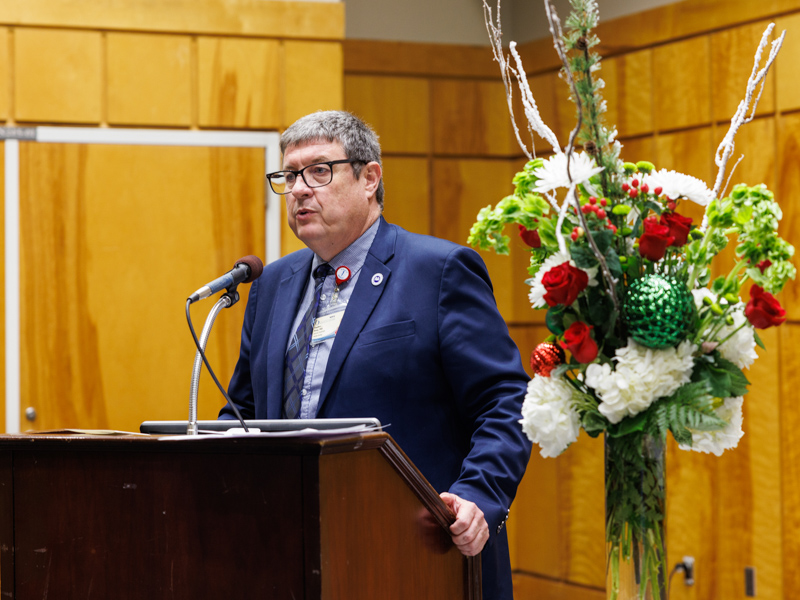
[335,265,351,286]
[371,273,384,286]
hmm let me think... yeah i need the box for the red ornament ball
[530,342,566,377]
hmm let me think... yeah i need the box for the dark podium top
[0,432,480,599]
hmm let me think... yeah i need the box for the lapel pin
[371,273,384,286]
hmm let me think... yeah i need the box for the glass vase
[605,432,667,600]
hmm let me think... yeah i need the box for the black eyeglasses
[266,159,362,195]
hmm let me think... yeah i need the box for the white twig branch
[712,24,785,200]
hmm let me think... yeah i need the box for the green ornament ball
[623,274,694,349]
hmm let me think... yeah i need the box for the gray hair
[280,111,384,208]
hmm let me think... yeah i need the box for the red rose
[659,212,693,247]
[542,263,589,307]
[560,321,598,363]
[744,285,786,329]
[638,217,675,261]
[518,224,541,248]
[757,259,772,273]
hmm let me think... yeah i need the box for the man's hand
[439,492,489,556]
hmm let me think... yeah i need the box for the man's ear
[362,161,382,197]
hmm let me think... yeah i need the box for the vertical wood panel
[779,324,800,598]
[775,13,800,112]
[344,75,430,154]
[603,49,653,138]
[653,37,711,131]
[14,28,102,124]
[381,157,430,236]
[107,33,192,127]
[777,113,800,320]
[432,158,518,321]
[0,29,8,120]
[197,36,282,129]
[431,80,520,156]
[284,41,343,127]
[20,143,264,431]
[655,128,714,226]
[711,21,776,123]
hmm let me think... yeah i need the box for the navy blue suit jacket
[222,218,532,599]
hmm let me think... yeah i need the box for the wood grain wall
[0,0,344,433]
[344,1,800,598]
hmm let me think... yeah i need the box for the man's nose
[291,174,314,198]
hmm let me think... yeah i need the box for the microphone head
[235,255,264,282]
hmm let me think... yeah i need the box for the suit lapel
[317,219,396,411]
[266,250,313,418]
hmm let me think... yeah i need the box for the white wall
[345,0,682,45]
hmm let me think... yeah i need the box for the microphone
[188,255,264,303]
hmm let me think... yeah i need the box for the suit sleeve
[219,276,260,420]
[437,246,532,536]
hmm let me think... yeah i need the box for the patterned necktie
[283,263,334,419]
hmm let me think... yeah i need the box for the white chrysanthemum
[528,251,599,308]
[679,396,744,456]
[691,289,757,369]
[520,375,581,458]
[644,169,714,206]
[584,339,697,424]
[532,152,604,194]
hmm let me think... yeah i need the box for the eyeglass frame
[266,159,364,195]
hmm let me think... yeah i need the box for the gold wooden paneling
[0,29,8,120]
[780,324,800,597]
[344,40,499,78]
[0,143,4,432]
[19,143,264,431]
[526,72,574,155]
[618,136,656,166]
[653,37,711,132]
[711,21,776,123]
[381,157,430,236]
[432,158,519,321]
[777,112,800,320]
[0,0,344,40]
[107,33,192,126]
[431,80,520,157]
[284,41,343,127]
[776,14,800,112]
[603,49,653,138]
[344,75,430,154]
[14,28,101,124]
[655,128,714,226]
[197,36,281,129]
[513,572,605,600]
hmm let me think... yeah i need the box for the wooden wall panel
[0,0,345,40]
[431,80,520,157]
[603,49,653,139]
[0,29,8,120]
[432,158,519,321]
[107,33,192,126]
[775,13,800,112]
[513,573,605,600]
[344,75,430,154]
[19,143,264,431]
[779,323,800,597]
[711,21,777,123]
[14,28,102,124]
[654,128,714,226]
[776,112,800,320]
[653,37,711,132]
[0,143,4,433]
[380,157,430,236]
[284,41,343,127]
[197,36,282,129]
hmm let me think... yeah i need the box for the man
[221,111,531,599]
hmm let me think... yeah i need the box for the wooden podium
[0,432,481,599]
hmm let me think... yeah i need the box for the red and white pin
[335,266,351,286]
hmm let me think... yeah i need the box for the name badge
[311,310,345,345]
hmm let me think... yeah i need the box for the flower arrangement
[471,1,794,598]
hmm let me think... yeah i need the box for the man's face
[283,140,381,261]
